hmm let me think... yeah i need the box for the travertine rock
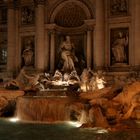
[0,89,24,116]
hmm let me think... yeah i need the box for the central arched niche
[50,0,93,23]
[54,2,87,27]
[49,0,94,73]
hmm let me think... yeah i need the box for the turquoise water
[0,118,140,140]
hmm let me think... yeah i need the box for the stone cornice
[45,23,92,34]
[84,19,95,31]
[108,16,131,24]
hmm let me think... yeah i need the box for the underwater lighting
[82,127,108,133]
[67,121,82,127]
[96,129,108,134]
[135,120,140,124]
[9,117,20,123]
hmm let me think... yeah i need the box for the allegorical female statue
[112,32,128,63]
[60,36,78,72]
[22,39,34,66]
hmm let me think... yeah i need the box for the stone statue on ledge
[22,39,34,66]
[4,68,42,91]
[60,36,78,73]
[112,31,128,63]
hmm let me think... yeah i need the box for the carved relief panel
[110,28,129,66]
[21,6,35,25]
[109,0,129,17]
[21,36,35,67]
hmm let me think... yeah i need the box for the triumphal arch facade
[0,0,140,80]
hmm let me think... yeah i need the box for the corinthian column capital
[34,0,45,5]
[7,0,14,9]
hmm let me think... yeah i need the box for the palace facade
[0,0,140,80]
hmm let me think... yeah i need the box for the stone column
[44,30,50,70]
[35,0,45,71]
[134,0,140,66]
[50,30,55,72]
[86,30,92,68]
[7,2,16,73]
[15,7,20,73]
[95,0,105,69]
[84,32,87,62]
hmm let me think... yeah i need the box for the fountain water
[2,68,140,132]
[15,92,87,123]
[16,96,71,122]
[9,69,106,126]
[15,70,84,123]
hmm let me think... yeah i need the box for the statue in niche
[110,0,128,16]
[21,6,34,25]
[22,39,34,66]
[60,36,78,72]
[111,30,128,64]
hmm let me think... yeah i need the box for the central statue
[60,36,78,72]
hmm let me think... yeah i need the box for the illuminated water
[0,118,140,140]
